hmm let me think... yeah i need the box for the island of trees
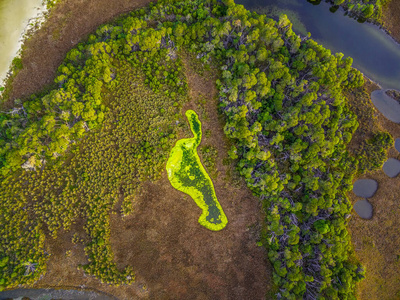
[312,0,390,22]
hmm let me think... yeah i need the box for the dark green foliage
[200,145,219,178]
[11,57,23,71]
[326,0,389,23]
[362,4,375,18]
[313,220,330,234]
[0,44,113,175]
[355,131,393,173]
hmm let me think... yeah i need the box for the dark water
[353,199,373,219]
[395,138,400,152]
[352,179,378,198]
[371,89,400,123]
[0,288,115,300]
[237,0,400,90]
[382,158,400,177]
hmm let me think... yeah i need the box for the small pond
[352,179,378,198]
[353,199,373,219]
[395,138,400,153]
[382,158,400,178]
[370,90,400,123]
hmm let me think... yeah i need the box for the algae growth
[166,110,228,231]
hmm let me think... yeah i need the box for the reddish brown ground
[347,80,400,299]
[383,0,400,43]
[29,51,272,299]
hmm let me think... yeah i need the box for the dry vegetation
[347,79,400,299]
[382,0,400,43]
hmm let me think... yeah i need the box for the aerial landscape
[0,0,399,299]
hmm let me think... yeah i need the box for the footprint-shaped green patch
[166,110,228,231]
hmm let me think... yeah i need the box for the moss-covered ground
[166,110,228,231]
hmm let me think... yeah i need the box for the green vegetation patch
[166,110,228,231]
[347,86,393,174]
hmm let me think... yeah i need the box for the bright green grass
[166,110,228,231]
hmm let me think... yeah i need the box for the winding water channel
[238,0,400,91]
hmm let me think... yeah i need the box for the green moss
[200,145,218,179]
[166,110,228,231]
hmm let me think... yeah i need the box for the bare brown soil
[383,0,400,43]
[347,80,400,299]
[29,52,272,299]
[6,0,154,106]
